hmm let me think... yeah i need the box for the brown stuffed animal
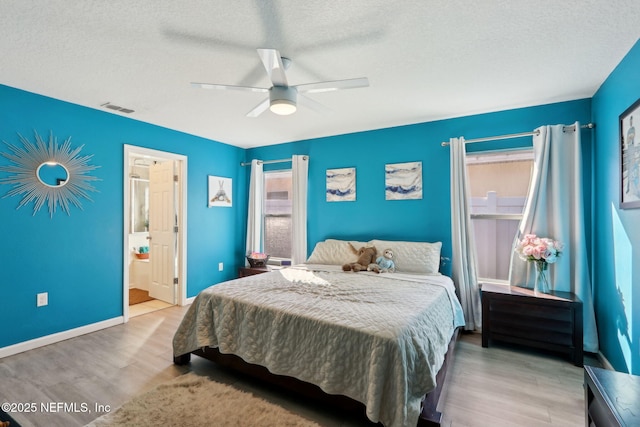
[0,420,10,427]
[342,243,377,272]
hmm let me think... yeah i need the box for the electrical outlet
[218,262,224,272]
[37,292,48,307]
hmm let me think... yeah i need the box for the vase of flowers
[533,259,550,293]
[514,234,562,293]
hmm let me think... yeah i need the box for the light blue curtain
[450,137,482,330]
[509,123,598,352]
[291,155,309,265]
[245,159,263,260]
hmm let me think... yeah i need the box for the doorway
[123,145,188,321]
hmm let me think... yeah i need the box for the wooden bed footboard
[174,327,460,427]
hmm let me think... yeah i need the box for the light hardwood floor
[1,305,591,427]
[128,298,173,317]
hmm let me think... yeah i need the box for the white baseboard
[185,296,196,305]
[0,316,124,359]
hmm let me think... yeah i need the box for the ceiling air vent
[100,102,135,114]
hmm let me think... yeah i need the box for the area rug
[85,372,322,427]
[128,288,153,305]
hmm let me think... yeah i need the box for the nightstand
[585,366,640,426]
[481,283,583,366]
[239,266,270,278]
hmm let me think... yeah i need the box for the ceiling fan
[191,48,369,117]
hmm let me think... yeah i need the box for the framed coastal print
[208,175,232,207]
[326,167,356,201]
[620,98,640,209]
[385,161,422,200]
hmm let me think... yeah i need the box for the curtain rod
[440,123,595,147]
[240,155,308,167]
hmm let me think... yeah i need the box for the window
[467,149,533,282]
[263,170,292,260]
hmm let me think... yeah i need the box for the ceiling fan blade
[236,64,270,87]
[296,77,369,94]
[298,94,332,115]
[246,98,271,118]
[257,48,288,87]
[162,27,255,52]
[191,82,268,93]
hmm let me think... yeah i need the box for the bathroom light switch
[218,262,223,271]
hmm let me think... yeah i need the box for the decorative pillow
[306,239,369,265]
[368,239,442,274]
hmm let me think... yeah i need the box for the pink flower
[533,245,547,259]
[515,233,562,264]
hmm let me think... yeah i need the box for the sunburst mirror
[0,131,100,217]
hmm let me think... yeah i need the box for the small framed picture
[385,161,422,200]
[208,175,232,207]
[326,167,356,202]
[620,98,640,209]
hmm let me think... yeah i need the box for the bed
[173,239,465,427]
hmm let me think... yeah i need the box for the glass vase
[534,261,550,294]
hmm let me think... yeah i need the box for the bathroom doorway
[123,145,187,320]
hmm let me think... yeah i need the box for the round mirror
[36,162,69,187]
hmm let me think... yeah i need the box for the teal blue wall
[248,99,592,277]
[0,85,247,348]
[592,39,640,374]
[3,65,618,365]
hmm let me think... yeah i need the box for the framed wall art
[208,175,232,207]
[620,98,640,209]
[385,161,422,200]
[326,167,356,202]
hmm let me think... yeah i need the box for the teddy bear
[342,243,377,272]
[0,420,10,427]
[368,248,396,273]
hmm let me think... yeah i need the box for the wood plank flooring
[0,305,591,427]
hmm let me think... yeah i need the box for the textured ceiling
[1,1,639,148]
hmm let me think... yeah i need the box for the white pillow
[369,240,442,274]
[306,239,370,265]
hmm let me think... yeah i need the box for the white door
[148,160,176,304]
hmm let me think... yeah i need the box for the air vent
[100,102,135,114]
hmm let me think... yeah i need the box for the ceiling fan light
[270,99,297,115]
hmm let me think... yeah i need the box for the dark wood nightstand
[239,266,270,278]
[585,366,640,426]
[481,283,583,366]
